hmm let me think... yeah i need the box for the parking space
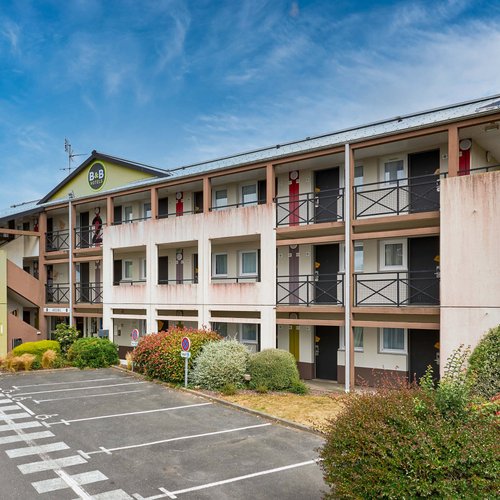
[0,369,325,499]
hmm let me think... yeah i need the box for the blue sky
[1,0,499,208]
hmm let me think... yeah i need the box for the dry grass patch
[222,392,345,432]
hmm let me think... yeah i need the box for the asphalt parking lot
[0,368,325,499]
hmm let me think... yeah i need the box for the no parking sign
[181,337,191,388]
[131,329,139,347]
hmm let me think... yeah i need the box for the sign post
[181,337,191,388]
[130,329,140,373]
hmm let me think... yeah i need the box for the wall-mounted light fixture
[484,122,499,132]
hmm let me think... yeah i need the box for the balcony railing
[75,282,103,304]
[46,283,70,303]
[277,273,344,306]
[45,230,69,252]
[211,275,260,283]
[112,216,151,226]
[355,271,439,306]
[275,188,344,227]
[458,164,500,176]
[74,224,106,249]
[158,209,202,219]
[158,278,199,284]
[113,279,147,286]
[355,174,440,218]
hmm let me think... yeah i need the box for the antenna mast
[62,138,86,173]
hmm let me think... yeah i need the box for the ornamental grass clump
[192,338,249,390]
[133,327,221,383]
[248,349,300,391]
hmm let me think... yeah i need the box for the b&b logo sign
[88,162,106,191]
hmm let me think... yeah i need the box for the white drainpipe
[344,144,351,393]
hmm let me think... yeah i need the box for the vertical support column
[106,196,114,225]
[38,212,48,338]
[150,187,158,220]
[203,177,211,213]
[344,143,355,392]
[448,125,459,177]
[69,198,76,327]
[266,163,275,204]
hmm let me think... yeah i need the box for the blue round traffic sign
[181,337,191,351]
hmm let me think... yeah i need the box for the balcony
[158,278,198,285]
[75,282,103,304]
[275,188,344,227]
[46,230,69,252]
[211,275,261,283]
[46,283,70,303]
[355,271,439,306]
[355,174,440,219]
[74,225,106,249]
[277,273,344,306]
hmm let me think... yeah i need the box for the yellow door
[289,325,299,361]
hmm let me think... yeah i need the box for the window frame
[213,189,228,210]
[379,239,407,271]
[143,202,151,219]
[239,250,258,277]
[339,326,364,352]
[123,260,133,280]
[124,206,133,222]
[380,158,406,185]
[354,165,364,190]
[212,253,228,277]
[240,323,258,345]
[339,242,364,273]
[240,182,258,207]
[140,258,147,280]
[379,327,407,354]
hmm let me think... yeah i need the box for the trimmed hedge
[248,349,300,391]
[13,340,61,358]
[468,325,500,400]
[67,338,119,369]
[192,339,249,390]
[133,328,221,383]
[320,387,500,499]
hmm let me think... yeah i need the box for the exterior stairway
[7,259,43,307]
[7,312,41,348]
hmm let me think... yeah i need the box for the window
[383,160,405,184]
[241,324,258,343]
[340,327,364,351]
[354,165,364,190]
[213,253,228,276]
[214,189,228,210]
[140,259,147,280]
[123,260,133,280]
[379,239,407,270]
[380,328,406,353]
[124,206,133,222]
[240,250,257,276]
[212,322,228,337]
[339,243,363,272]
[241,184,257,206]
[143,203,151,219]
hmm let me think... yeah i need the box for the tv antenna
[62,138,87,173]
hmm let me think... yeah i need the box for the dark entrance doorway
[315,244,339,304]
[79,262,90,303]
[409,329,440,383]
[314,168,340,222]
[409,236,439,305]
[315,326,339,380]
[408,149,440,213]
[79,212,90,248]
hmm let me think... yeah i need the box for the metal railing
[74,224,106,249]
[45,230,69,252]
[211,275,260,283]
[112,279,147,286]
[158,278,199,284]
[354,174,440,218]
[276,273,344,305]
[75,282,103,304]
[355,271,439,306]
[209,200,265,212]
[458,164,500,175]
[112,216,151,226]
[45,283,70,303]
[275,188,344,227]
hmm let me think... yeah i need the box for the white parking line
[0,421,42,432]
[15,402,36,415]
[0,412,30,421]
[12,377,123,389]
[50,402,212,426]
[32,470,108,494]
[34,389,146,404]
[6,441,69,458]
[19,455,87,474]
[0,405,21,412]
[133,459,322,499]
[0,431,54,445]
[80,423,272,457]
[15,381,146,396]
[0,398,12,404]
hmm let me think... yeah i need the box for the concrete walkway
[305,379,346,394]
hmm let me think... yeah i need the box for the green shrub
[13,340,61,358]
[133,327,221,383]
[220,383,238,396]
[67,338,119,369]
[192,339,249,390]
[255,384,268,394]
[320,387,500,499]
[52,323,80,356]
[288,380,309,395]
[248,349,300,391]
[468,325,500,400]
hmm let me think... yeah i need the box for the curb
[111,365,324,437]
